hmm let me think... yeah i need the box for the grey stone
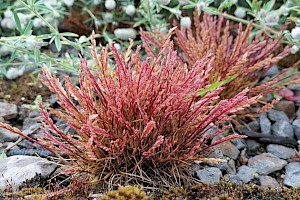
[196,167,222,184]
[0,102,18,120]
[284,162,300,187]
[0,155,57,190]
[272,120,294,138]
[274,100,295,119]
[287,84,300,90]
[22,117,41,135]
[248,120,260,132]
[227,159,236,174]
[263,65,279,77]
[212,136,240,160]
[228,165,256,184]
[292,119,300,140]
[259,114,271,135]
[267,109,289,122]
[0,128,19,142]
[208,150,228,171]
[245,139,261,156]
[248,153,287,175]
[266,144,296,160]
[259,175,280,189]
[231,138,246,150]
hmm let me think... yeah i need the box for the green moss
[101,185,148,200]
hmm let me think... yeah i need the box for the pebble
[213,136,240,160]
[0,128,19,142]
[0,155,57,190]
[266,144,296,160]
[208,150,228,171]
[263,65,279,77]
[227,165,257,184]
[284,162,300,187]
[259,114,271,135]
[247,153,287,175]
[267,109,289,122]
[273,100,295,119]
[247,120,260,132]
[0,102,18,120]
[245,139,261,156]
[287,83,300,90]
[259,175,280,189]
[292,119,300,140]
[271,120,294,138]
[231,138,246,150]
[196,167,222,184]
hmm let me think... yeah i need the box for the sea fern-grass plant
[0,29,259,189]
[141,11,300,121]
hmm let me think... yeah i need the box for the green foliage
[101,186,148,200]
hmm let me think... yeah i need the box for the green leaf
[182,4,196,9]
[34,48,40,62]
[60,32,79,37]
[54,36,62,52]
[12,10,22,34]
[263,0,275,11]
[198,74,238,97]
[0,152,7,160]
[23,20,33,36]
[218,1,236,11]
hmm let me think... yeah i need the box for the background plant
[141,11,300,121]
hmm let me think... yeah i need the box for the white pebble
[105,0,116,10]
[180,17,192,29]
[63,0,74,7]
[291,27,300,40]
[124,5,136,16]
[234,7,246,18]
[114,28,137,40]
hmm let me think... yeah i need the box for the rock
[212,136,240,160]
[292,119,300,140]
[284,162,300,187]
[208,150,228,171]
[0,155,57,190]
[273,101,295,119]
[263,65,279,77]
[296,107,300,119]
[287,83,300,90]
[267,109,289,122]
[227,165,257,184]
[0,102,18,120]
[259,175,280,189]
[247,120,260,132]
[0,128,19,142]
[272,120,294,138]
[247,153,287,175]
[22,117,41,135]
[245,139,261,156]
[196,167,222,184]
[259,114,271,135]
[231,138,246,150]
[266,144,296,160]
[227,159,236,174]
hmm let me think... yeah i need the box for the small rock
[267,109,289,122]
[274,100,295,119]
[22,117,41,135]
[208,150,228,171]
[0,102,18,120]
[259,175,280,189]
[263,65,279,77]
[212,136,240,160]
[272,120,294,138]
[227,159,236,174]
[287,84,300,90]
[284,162,300,187]
[259,114,271,135]
[247,120,260,132]
[292,119,300,140]
[0,155,57,190]
[266,144,296,160]
[228,165,256,184]
[231,138,246,150]
[196,167,222,184]
[245,139,261,156]
[248,153,287,175]
[0,128,19,142]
